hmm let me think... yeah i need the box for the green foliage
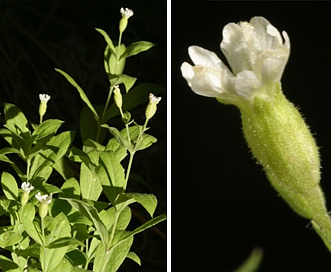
[0,9,166,272]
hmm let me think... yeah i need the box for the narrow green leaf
[127,251,141,266]
[80,105,106,143]
[120,41,155,59]
[234,247,263,272]
[80,163,102,201]
[95,28,116,54]
[32,119,64,142]
[21,203,43,245]
[55,69,100,124]
[93,236,133,272]
[0,254,22,271]
[135,133,157,152]
[29,131,74,180]
[118,74,137,93]
[1,172,18,201]
[47,237,85,249]
[0,231,23,248]
[4,103,29,134]
[101,125,131,150]
[120,214,166,243]
[63,198,108,246]
[124,193,158,218]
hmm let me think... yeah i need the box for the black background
[172,1,331,271]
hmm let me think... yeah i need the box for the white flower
[120,7,134,19]
[35,192,52,204]
[181,17,290,107]
[39,94,51,103]
[149,93,161,104]
[21,182,34,193]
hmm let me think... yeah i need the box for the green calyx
[241,83,327,220]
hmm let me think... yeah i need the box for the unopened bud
[113,85,123,109]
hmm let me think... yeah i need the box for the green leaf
[101,125,131,151]
[4,103,29,135]
[120,214,166,243]
[93,236,133,272]
[65,249,88,267]
[124,193,158,218]
[1,172,18,201]
[0,231,23,248]
[32,119,64,142]
[116,206,131,230]
[80,105,106,143]
[52,157,75,180]
[95,28,116,55]
[80,163,102,201]
[234,247,263,272]
[135,133,157,151]
[103,83,164,121]
[43,213,71,271]
[29,131,74,180]
[120,41,155,59]
[127,251,141,266]
[117,74,137,93]
[63,198,108,246]
[0,254,22,271]
[55,68,100,124]
[47,237,85,249]
[21,203,43,245]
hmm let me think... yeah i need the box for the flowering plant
[181,16,331,266]
[0,7,166,272]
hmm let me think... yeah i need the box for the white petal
[181,62,223,97]
[188,46,223,68]
[221,22,252,74]
[234,71,261,99]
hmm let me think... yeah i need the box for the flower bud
[21,182,34,206]
[113,85,123,109]
[39,94,51,122]
[35,192,52,218]
[145,93,161,120]
[119,7,133,33]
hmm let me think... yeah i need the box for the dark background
[0,0,166,271]
[172,1,331,271]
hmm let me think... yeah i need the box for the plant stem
[124,151,134,190]
[41,217,47,271]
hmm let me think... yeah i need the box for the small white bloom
[39,94,51,103]
[35,192,52,204]
[120,7,134,19]
[21,182,34,193]
[149,93,161,104]
[181,16,290,107]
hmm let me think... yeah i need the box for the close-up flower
[35,192,52,204]
[39,93,51,103]
[181,17,290,109]
[120,7,134,19]
[181,15,331,253]
[21,182,34,193]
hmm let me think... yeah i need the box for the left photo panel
[0,1,167,271]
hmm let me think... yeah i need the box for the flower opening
[35,192,52,204]
[120,7,134,19]
[21,182,34,193]
[181,16,290,108]
[39,94,51,103]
